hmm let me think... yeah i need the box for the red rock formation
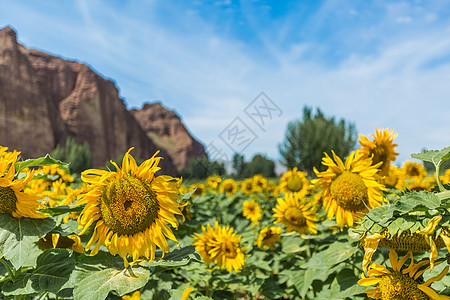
[0,26,180,174]
[131,102,207,170]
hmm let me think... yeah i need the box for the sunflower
[255,226,282,250]
[358,249,450,300]
[77,148,184,267]
[441,169,450,185]
[252,174,267,193]
[205,175,222,190]
[362,216,450,272]
[272,193,317,234]
[242,199,262,224]
[314,150,386,229]
[358,128,399,176]
[192,221,247,273]
[406,176,436,192]
[0,152,47,219]
[219,179,238,196]
[240,178,254,195]
[402,161,427,180]
[0,146,20,161]
[278,167,310,197]
[190,183,206,197]
[35,232,85,253]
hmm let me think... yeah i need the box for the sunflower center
[224,183,233,192]
[287,175,303,192]
[0,186,18,214]
[379,231,445,252]
[223,241,237,258]
[378,272,429,300]
[371,145,388,169]
[100,176,159,236]
[330,171,368,211]
[284,207,306,226]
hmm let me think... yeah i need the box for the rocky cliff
[131,102,206,170]
[0,26,204,174]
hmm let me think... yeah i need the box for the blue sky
[2,0,450,171]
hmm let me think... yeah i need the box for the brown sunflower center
[0,186,17,214]
[370,145,388,168]
[223,241,237,258]
[406,165,421,177]
[284,207,306,226]
[223,183,234,192]
[100,176,159,235]
[378,272,429,300]
[330,171,368,211]
[287,175,303,192]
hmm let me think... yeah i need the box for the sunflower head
[358,249,449,300]
[192,221,247,273]
[190,183,206,197]
[242,199,262,224]
[219,179,238,196]
[255,226,282,250]
[240,178,254,195]
[279,167,310,197]
[272,193,317,234]
[314,150,385,229]
[205,175,222,190]
[0,152,47,219]
[402,161,427,180]
[358,128,399,176]
[77,148,184,267]
[35,232,85,253]
[252,174,268,193]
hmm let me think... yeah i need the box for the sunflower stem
[0,257,15,281]
[436,164,446,192]
[436,191,450,201]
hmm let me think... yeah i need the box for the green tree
[241,154,275,178]
[232,153,245,177]
[279,106,357,176]
[177,157,226,180]
[51,137,93,174]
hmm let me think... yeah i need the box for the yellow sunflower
[252,174,268,193]
[255,226,282,250]
[0,146,20,161]
[402,161,427,180]
[278,167,310,197]
[242,199,262,224]
[440,169,450,185]
[190,183,206,197]
[240,178,254,195]
[77,148,184,267]
[362,216,450,272]
[272,193,317,234]
[35,232,85,253]
[205,175,222,190]
[358,249,450,300]
[192,221,247,273]
[219,178,238,196]
[314,150,386,229]
[0,152,47,219]
[358,128,399,176]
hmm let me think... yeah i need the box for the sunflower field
[1,129,450,300]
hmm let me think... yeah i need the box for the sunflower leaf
[1,249,75,296]
[68,251,151,300]
[14,154,70,174]
[0,214,56,268]
[138,245,201,268]
[40,205,84,217]
[411,147,450,168]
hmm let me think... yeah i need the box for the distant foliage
[51,137,93,174]
[177,157,226,179]
[279,106,357,176]
[232,153,275,178]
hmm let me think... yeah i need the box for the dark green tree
[177,157,226,180]
[232,153,245,177]
[51,137,93,174]
[241,154,275,178]
[279,106,357,176]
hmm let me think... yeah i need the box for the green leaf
[0,214,56,268]
[40,205,85,217]
[2,249,75,295]
[14,154,70,174]
[393,191,441,212]
[411,147,450,168]
[69,251,151,300]
[138,245,201,268]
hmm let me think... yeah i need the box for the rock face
[0,26,204,175]
[131,102,207,170]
